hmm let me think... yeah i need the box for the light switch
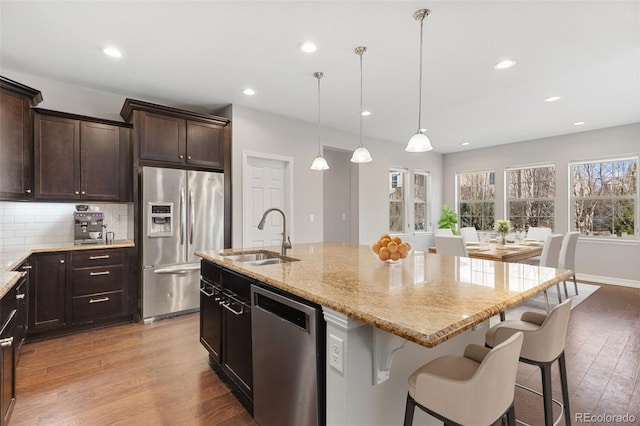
[309,214,315,223]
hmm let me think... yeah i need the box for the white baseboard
[576,273,640,289]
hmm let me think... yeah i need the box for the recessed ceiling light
[544,96,562,102]
[494,59,516,70]
[573,121,585,126]
[101,46,122,58]
[242,88,256,96]
[300,42,317,53]
[461,142,470,146]
[361,110,371,116]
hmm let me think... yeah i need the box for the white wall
[229,105,444,251]
[443,123,640,285]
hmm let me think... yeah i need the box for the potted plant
[438,205,459,234]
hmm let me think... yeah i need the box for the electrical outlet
[309,214,315,223]
[329,334,344,373]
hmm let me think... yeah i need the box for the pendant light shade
[406,9,434,153]
[310,72,329,171]
[351,46,373,163]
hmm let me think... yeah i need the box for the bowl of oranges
[371,234,412,263]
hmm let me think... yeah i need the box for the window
[507,164,555,231]
[570,157,637,238]
[414,171,431,232]
[457,170,495,230]
[389,168,407,233]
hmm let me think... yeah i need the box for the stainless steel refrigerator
[141,166,224,321]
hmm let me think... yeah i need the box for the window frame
[413,170,432,233]
[389,167,409,234]
[505,163,556,231]
[456,169,496,231]
[569,155,638,240]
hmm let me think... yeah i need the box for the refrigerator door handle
[180,188,186,248]
[154,265,200,275]
[190,190,195,245]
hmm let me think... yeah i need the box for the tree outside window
[507,164,555,231]
[571,158,637,238]
[457,170,495,230]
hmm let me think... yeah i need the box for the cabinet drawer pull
[89,255,110,260]
[89,297,110,304]
[16,294,25,300]
[0,337,13,348]
[90,271,110,276]
[19,271,28,278]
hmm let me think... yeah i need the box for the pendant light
[405,9,434,153]
[310,72,330,171]
[351,46,373,163]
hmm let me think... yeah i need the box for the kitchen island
[197,242,573,425]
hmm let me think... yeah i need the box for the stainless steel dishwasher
[251,284,325,426]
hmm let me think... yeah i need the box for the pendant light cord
[417,12,424,132]
[317,74,322,156]
[313,71,324,157]
[359,50,364,148]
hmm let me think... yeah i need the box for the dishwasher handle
[254,291,310,332]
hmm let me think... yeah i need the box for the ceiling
[1,1,638,154]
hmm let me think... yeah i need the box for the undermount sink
[221,250,298,266]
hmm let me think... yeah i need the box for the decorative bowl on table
[371,234,412,263]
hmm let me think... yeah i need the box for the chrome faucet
[257,207,292,255]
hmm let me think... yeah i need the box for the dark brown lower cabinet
[0,286,17,426]
[28,247,135,341]
[200,261,253,406]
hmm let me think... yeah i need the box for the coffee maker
[74,211,105,245]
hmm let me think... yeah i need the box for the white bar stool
[486,299,572,426]
[403,332,524,426]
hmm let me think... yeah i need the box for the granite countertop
[196,242,573,348]
[0,240,135,299]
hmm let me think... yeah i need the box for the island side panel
[323,308,488,426]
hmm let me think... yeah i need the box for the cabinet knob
[25,189,32,194]
[75,191,80,195]
[187,156,192,160]
[81,191,86,195]
[16,294,25,300]
[60,259,65,264]
[179,155,184,159]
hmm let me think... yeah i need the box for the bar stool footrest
[514,383,564,426]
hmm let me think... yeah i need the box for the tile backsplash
[0,202,134,255]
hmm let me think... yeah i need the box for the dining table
[429,240,544,263]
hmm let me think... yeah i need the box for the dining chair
[522,234,564,309]
[525,226,552,241]
[559,232,580,298]
[434,228,454,236]
[435,235,468,257]
[460,226,480,243]
[486,299,572,426]
[404,332,524,426]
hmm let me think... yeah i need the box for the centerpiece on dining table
[493,219,513,245]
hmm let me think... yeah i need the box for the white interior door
[243,153,293,248]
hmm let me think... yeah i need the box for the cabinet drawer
[73,265,123,296]
[72,291,123,323]
[73,249,123,267]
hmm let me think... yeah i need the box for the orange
[379,238,391,247]
[392,236,402,245]
[387,241,398,253]
[380,233,391,241]
[378,247,390,261]
[371,242,381,254]
[398,243,409,258]
[390,252,401,261]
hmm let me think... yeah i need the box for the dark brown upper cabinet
[120,98,230,170]
[34,109,132,202]
[0,76,43,201]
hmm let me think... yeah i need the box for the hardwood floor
[11,284,640,425]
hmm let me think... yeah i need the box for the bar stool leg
[540,363,554,426]
[404,394,416,426]
[559,353,572,425]
[572,274,578,295]
[506,404,516,426]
